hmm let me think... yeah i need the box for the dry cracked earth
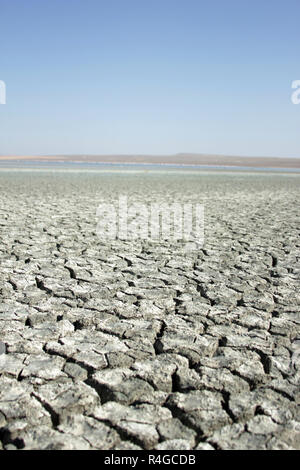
[0,169,299,450]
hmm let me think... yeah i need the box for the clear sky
[0,0,299,157]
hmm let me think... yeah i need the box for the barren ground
[0,169,299,450]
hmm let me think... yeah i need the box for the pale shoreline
[1,153,300,168]
[1,160,300,174]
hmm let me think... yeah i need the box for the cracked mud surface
[0,169,299,450]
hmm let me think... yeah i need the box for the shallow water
[0,159,300,173]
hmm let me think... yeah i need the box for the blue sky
[0,0,299,157]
